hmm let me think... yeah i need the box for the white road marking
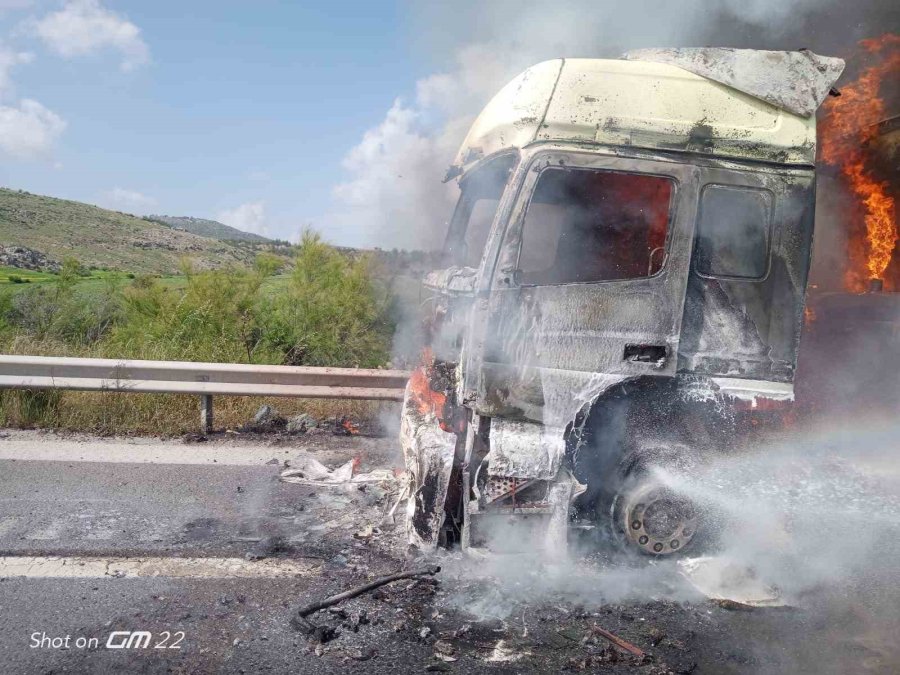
[0,555,319,579]
[0,438,305,466]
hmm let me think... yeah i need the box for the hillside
[0,188,255,274]
[147,215,271,243]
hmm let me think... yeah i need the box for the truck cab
[402,50,844,556]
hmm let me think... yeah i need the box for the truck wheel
[610,447,702,556]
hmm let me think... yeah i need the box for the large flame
[820,35,899,292]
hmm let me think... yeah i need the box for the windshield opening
[442,153,517,268]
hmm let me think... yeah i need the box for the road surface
[0,429,897,674]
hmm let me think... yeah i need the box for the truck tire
[609,443,703,556]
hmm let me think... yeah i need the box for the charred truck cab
[401,49,845,556]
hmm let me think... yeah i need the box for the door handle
[624,344,667,364]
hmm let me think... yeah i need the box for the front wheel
[611,478,701,556]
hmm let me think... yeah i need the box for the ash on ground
[263,416,900,674]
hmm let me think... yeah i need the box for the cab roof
[448,50,844,180]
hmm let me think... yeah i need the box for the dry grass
[0,389,399,436]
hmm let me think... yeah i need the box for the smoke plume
[329,0,896,249]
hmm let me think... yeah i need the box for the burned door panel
[473,152,699,426]
[677,168,816,381]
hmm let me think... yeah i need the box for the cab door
[468,150,699,426]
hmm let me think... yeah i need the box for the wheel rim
[617,481,699,556]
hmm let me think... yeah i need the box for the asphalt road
[1,429,899,675]
[0,430,420,674]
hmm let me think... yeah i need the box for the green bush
[7,275,24,284]
[0,238,394,368]
[0,239,399,434]
[106,264,270,363]
[4,273,123,345]
[259,231,392,367]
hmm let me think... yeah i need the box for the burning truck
[400,48,848,557]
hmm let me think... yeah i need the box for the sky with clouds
[0,1,893,248]
[0,1,421,245]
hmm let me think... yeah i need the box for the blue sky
[0,1,430,245]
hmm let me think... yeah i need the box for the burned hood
[623,48,845,118]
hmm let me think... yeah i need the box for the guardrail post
[200,394,213,435]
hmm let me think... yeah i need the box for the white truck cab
[402,49,844,556]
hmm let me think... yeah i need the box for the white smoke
[438,416,900,625]
[656,419,900,597]
[328,0,842,249]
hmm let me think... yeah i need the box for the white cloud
[0,42,32,95]
[29,0,149,72]
[100,187,156,213]
[0,41,61,161]
[216,201,267,236]
[0,98,66,159]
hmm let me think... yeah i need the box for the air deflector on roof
[623,48,845,118]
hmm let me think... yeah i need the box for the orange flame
[341,418,360,435]
[820,34,899,292]
[804,305,816,326]
[408,348,452,432]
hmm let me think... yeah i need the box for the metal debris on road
[292,565,441,635]
[589,625,647,658]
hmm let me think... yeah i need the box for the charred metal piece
[292,565,441,636]
[590,625,648,658]
[481,475,539,505]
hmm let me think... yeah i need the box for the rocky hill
[0,245,62,273]
[0,188,255,274]
[147,215,271,243]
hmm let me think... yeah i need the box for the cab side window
[695,185,772,279]
[518,167,673,285]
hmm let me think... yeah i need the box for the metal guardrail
[0,355,411,433]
